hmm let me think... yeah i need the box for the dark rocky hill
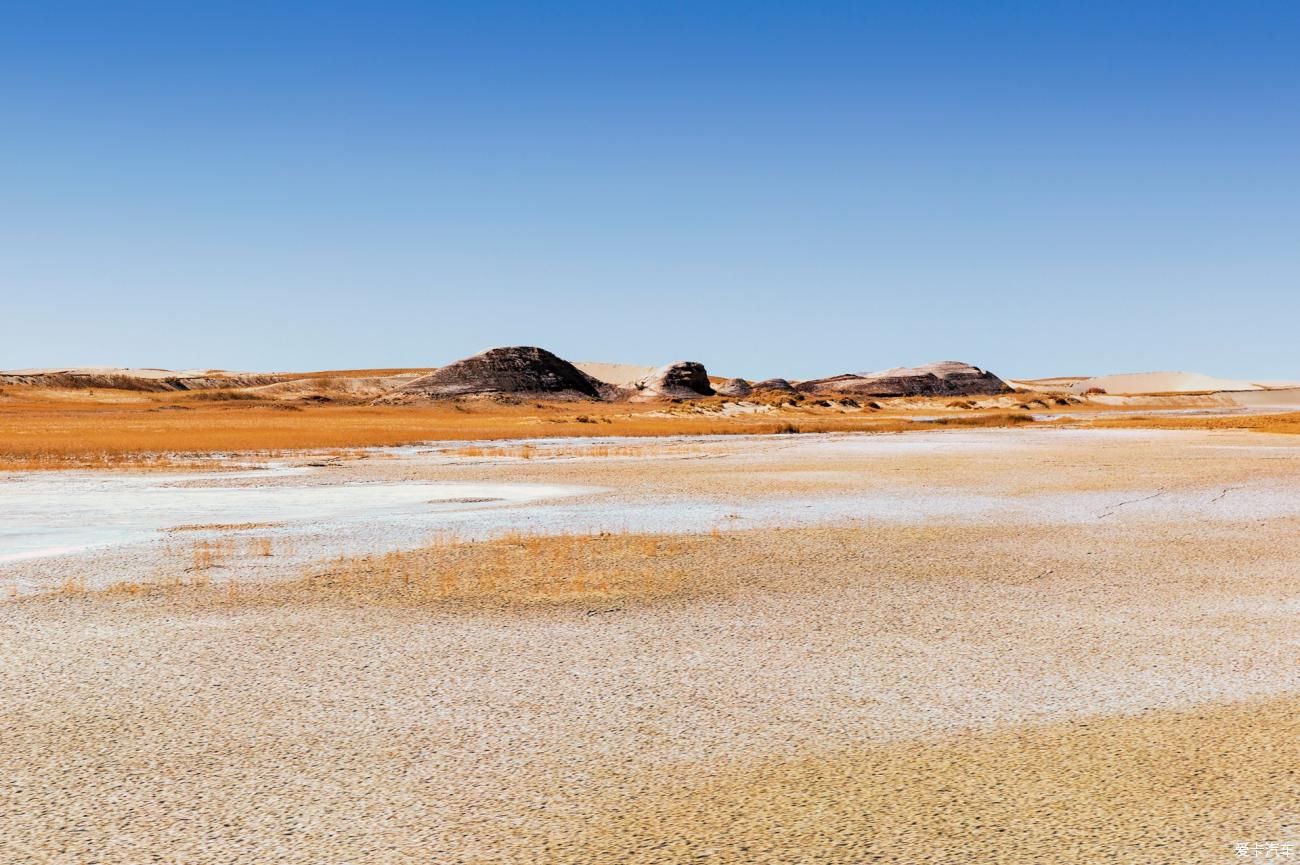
[388,347,606,401]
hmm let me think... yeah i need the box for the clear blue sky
[3,1,1298,380]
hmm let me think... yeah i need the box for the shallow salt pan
[0,469,588,563]
[6,428,1300,572]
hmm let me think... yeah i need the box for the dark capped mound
[391,347,605,401]
[714,378,753,398]
[628,361,715,400]
[797,361,1008,397]
[750,378,798,394]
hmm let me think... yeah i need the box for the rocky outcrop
[0,370,286,392]
[387,347,605,401]
[797,362,1008,397]
[627,362,715,401]
[714,378,752,398]
[750,378,798,394]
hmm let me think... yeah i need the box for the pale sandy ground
[2,429,1299,863]
[1230,387,1300,409]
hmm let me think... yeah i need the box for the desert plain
[2,360,1299,864]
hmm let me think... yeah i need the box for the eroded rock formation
[628,362,715,400]
[714,378,753,398]
[797,361,1008,397]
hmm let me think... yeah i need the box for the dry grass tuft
[188,539,234,573]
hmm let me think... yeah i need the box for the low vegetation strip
[0,395,1045,469]
[1087,410,1300,435]
[86,530,739,608]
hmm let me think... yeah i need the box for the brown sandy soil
[8,379,1294,469]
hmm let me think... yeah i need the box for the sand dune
[572,361,660,385]
[1071,371,1264,394]
[1224,386,1300,409]
[1004,376,1088,391]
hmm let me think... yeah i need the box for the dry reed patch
[447,442,707,460]
[557,696,1300,864]
[294,530,718,607]
[69,516,1298,614]
[919,411,1037,427]
[0,453,232,472]
[54,536,289,599]
[82,529,757,610]
[188,538,235,573]
[450,443,539,459]
[164,521,285,533]
[1089,410,1300,435]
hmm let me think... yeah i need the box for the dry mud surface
[1,428,1298,863]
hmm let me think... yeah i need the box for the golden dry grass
[97,530,730,608]
[1088,410,1300,435]
[301,530,712,604]
[920,412,1038,427]
[0,388,1045,469]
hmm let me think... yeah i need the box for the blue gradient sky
[3,1,1298,380]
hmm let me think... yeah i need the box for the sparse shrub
[189,390,263,401]
[926,413,1035,428]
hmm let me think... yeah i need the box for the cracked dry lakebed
[1,427,1298,864]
